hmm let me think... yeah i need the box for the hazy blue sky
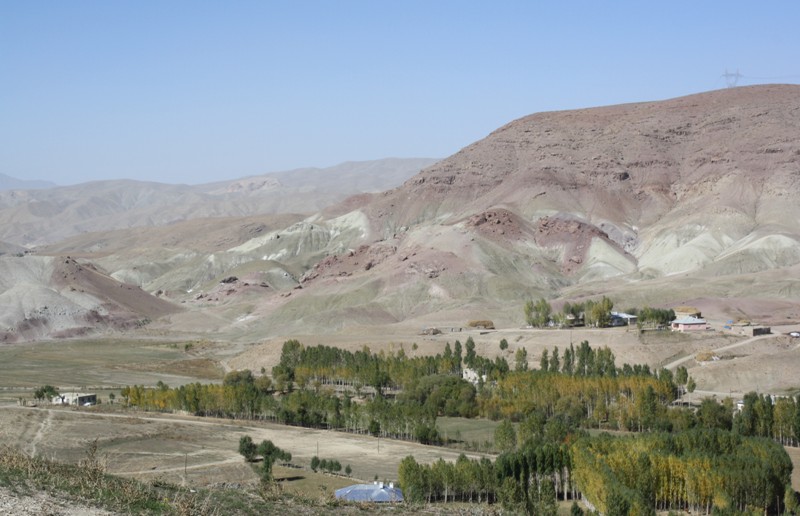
[2,2,799,186]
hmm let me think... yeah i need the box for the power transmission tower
[722,69,742,88]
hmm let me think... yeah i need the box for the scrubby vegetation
[0,441,400,515]
[0,442,199,514]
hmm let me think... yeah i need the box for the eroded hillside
[9,85,800,342]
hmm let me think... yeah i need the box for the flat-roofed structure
[671,316,708,332]
[52,392,97,406]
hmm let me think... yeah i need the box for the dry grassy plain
[0,404,489,493]
[2,320,800,499]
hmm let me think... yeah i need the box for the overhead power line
[722,69,742,88]
[721,69,800,88]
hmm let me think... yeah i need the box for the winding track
[26,408,53,458]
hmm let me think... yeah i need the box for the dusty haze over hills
[3,85,800,343]
[0,158,437,247]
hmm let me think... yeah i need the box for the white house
[52,392,97,406]
[462,368,487,385]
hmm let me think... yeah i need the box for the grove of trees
[117,337,800,513]
[572,429,793,514]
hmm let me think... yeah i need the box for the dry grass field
[2,319,800,505]
[0,337,225,403]
[0,404,490,492]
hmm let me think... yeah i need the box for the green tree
[549,346,560,372]
[310,455,320,472]
[223,369,255,387]
[398,456,425,503]
[494,419,517,453]
[345,464,352,476]
[464,337,476,368]
[686,376,696,393]
[532,477,558,515]
[368,419,381,436]
[586,296,614,327]
[499,338,509,351]
[696,398,732,430]
[254,439,290,484]
[605,488,631,516]
[34,385,59,402]
[525,298,552,327]
[784,485,798,515]
[540,349,550,372]
[675,365,689,386]
[453,340,463,372]
[514,347,528,371]
[238,435,257,462]
[563,345,574,375]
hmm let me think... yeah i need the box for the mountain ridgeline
[4,85,800,342]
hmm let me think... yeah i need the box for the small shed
[671,316,708,332]
[746,326,771,337]
[335,482,404,503]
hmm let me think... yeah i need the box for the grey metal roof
[334,483,404,502]
[672,316,706,324]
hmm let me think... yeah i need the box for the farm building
[732,325,770,336]
[746,326,771,336]
[52,392,97,406]
[335,482,404,503]
[610,311,637,326]
[671,316,708,332]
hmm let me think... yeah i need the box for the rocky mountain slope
[7,86,800,342]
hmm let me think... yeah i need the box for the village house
[52,392,97,406]
[610,311,637,326]
[670,316,709,332]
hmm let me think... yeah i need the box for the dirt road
[663,333,779,370]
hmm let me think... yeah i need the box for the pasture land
[0,338,224,403]
[437,416,501,451]
[0,404,491,495]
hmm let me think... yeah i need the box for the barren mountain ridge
[3,85,800,342]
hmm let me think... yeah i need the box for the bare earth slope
[0,255,182,342]
[282,85,800,332]
[9,85,800,342]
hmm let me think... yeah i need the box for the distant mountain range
[0,173,56,191]
[0,158,438,247]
